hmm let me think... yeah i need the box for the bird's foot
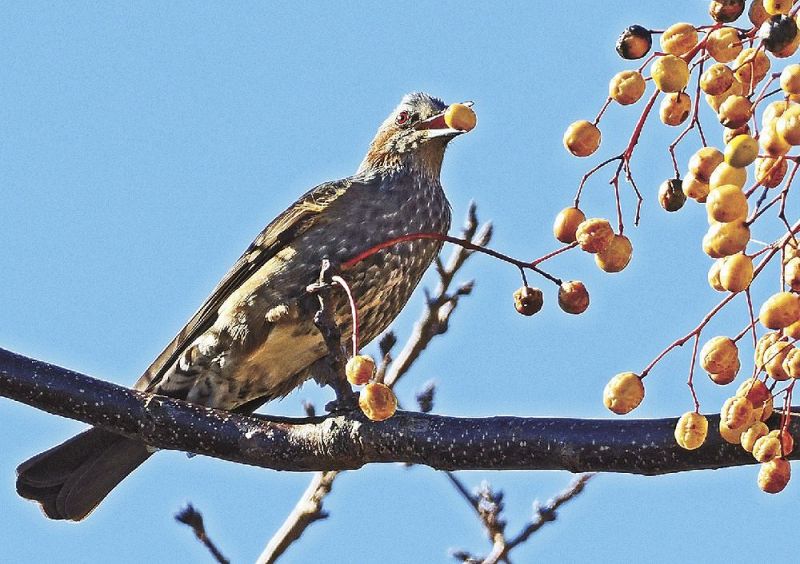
[325,379,359,413]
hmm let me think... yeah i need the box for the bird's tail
[16,428,152,521]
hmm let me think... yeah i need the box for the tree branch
[3,347,798,474]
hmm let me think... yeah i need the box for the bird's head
[357,92,474,178]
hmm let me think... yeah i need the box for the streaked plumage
[17,92,466,520]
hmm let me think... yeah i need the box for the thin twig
[175,503,230,564]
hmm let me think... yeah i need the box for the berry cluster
[564,0,799,493]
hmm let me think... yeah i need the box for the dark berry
[616,25,652,60]
[759,15,798,53]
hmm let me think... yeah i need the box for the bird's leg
[308,259,358,413]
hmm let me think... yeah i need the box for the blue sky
[1,2,797,562]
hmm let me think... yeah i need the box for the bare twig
[175,503,230,564]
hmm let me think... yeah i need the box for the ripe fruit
[785,256,800,290]
[603,372,644,415]
[785,319,800,341]
[682,171,710,202]
[564,120,601,157]
[733,48,770,87]
[753,434,782,462]
[700,63,735,95]
[709,161,746,189]
[616,25,652,60]
[762,100,790,126]
[723,122,750,145]
[785,347,800,378]
[660,23,698,56]
[736,377,771,406]
[553,207,586,243]
[768,429,794,455]
[759,121,791,156]
[702,220,750,258]
[741,422,769,452]
[709,368,738,385]
[595,234,633,273]
[721,396,754,430]
[709,0,745,23]
[719,252,753,292]
[758,14,799,53]
[658,178,687,211]
[719,420,743,444]
[609,70,646,105]
[764,0,793,16]
[444,103,477,132]
[689,147,724,181]
[346,355,376,385]
[764,340,793,380]
[780,63,800,95]
[359,382,397,421]
[575,218,614,253]
[558,280,590,314]
[750,0,770,26]
[776,105,800,144]
[660,93,691,126]
[700,336,739,373]
[706,185,748,223]
[759,291,800,329]
[674,412,708,450]
[755,156,788,188]
[753,395,774,421]
[717,95,752,128]
[755,332,782,371]
[652,55,690,93]
[707,27,742,62]
[708,259,726,291]
[724,134,758,167]
[758,458,791,493]
[513,286,544,316]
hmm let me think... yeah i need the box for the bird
[16,92,473,521]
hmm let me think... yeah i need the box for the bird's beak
[415,102,475,139]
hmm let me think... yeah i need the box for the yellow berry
[709,367,738,385]
[753,435,782,462]
[558,280,590,315]
[563,120,601,157]
[603,372,644,415]
[723,122,751,145]
[718,95,752,128]
[736,377,771,404]
[701,63,734,95]
[784,319,800,341]
[755,332,782,371]
[708,27,743,62]
[444,103,477,132]
[753,394,775,422]
[660,92,691,126]
[764,340,793,381]
[660,22,698,55]
[652,55,690,93]
[785,347,800,378]
[721,395,755,430]
[764,0,792,15]
[595,234,633,273]
[513,286,544,316]
[609,70,646,105]
[762,100,790,127]
[755,156,787,188]
[741,421,770,452]
[575,218,614,254]
[358,382,397,421]
[706,185,748,223]
[346,354,376,385]
[758,458,791,493]
[759,291,800,329]
[733,47,771,88]
[674,412,708,450]
[700,336,740,373]
[719,419,744,444]
[767,429,795,455]
[785,256,800,290]
[780,63,800,95]
[776,104,800,145]
[708,259,726,291]
[682,171,711,202]
[719,252,753,292]
[702,220,750,258]
[759,120,792,156]
[710,161,747,189]
[553,207,586,243]
[724,134,758,167]
[689,146,724,181]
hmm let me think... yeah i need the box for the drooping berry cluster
[563,0,799,493]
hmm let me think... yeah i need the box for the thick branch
[2,347,797,474]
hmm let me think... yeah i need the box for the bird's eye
[395,110,411,126]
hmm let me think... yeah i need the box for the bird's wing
[135,178,353,391]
